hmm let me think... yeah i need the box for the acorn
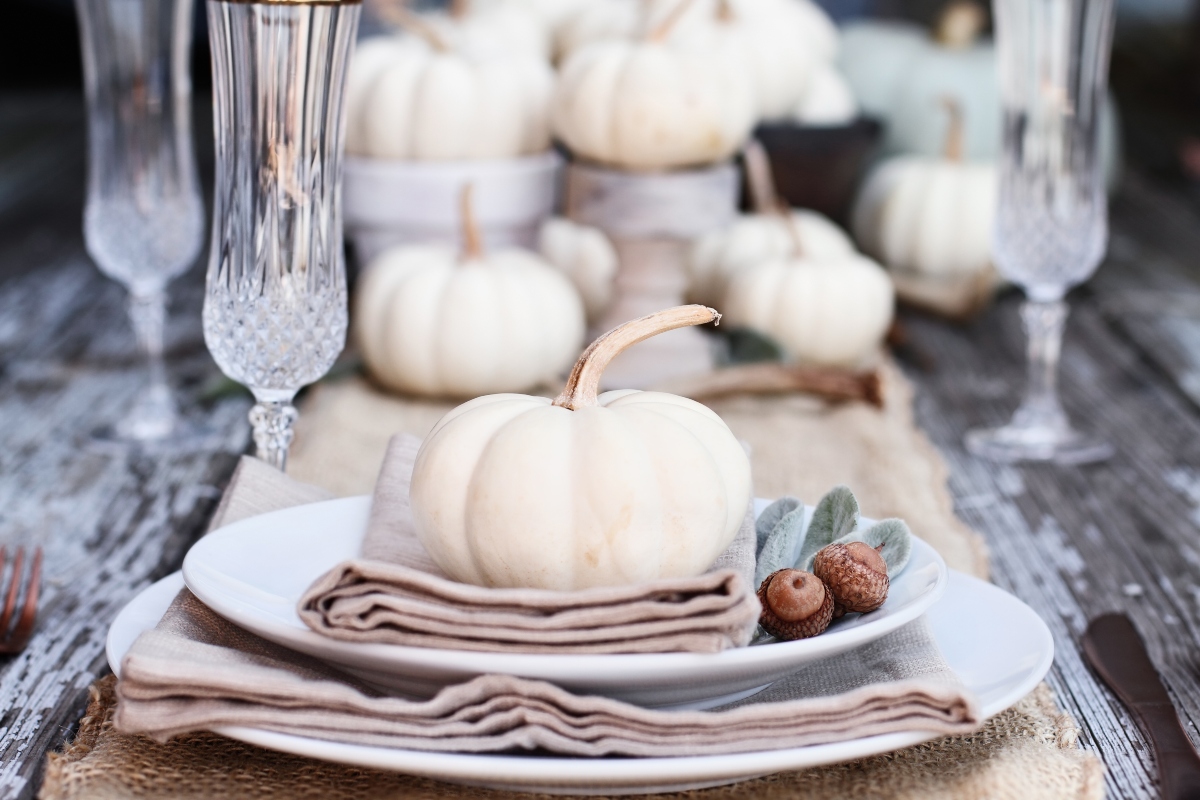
[756,568,834,640]
[813,541,889,617]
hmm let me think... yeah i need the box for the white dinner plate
[181,496,948,708]
[109,570,1053,795]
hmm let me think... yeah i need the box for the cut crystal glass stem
[117,289,179,441]
[249,399,299,472]
[1014,299,1070,431]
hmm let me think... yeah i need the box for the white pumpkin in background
[551,2,756,170]
[410,305,752,590]
[537,217,618,322]
[344,22,554,160]
[838,0,1120,184]
[356,187,585,398]
[555,0,838,122]
[687,142,855,307]
[791,63,858,127]
[852,99,998,317]
[723,254,894,368]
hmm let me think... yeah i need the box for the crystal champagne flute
[965,0,1117,464]
[76,0,205,442]
[203,0,360,471]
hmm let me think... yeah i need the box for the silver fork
[0,547,42,654]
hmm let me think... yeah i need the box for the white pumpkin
[537,217,618,322]
[410,305,752,590]
[556,0,838,122]
[852,102,998,282]
[344,28,555,160]
[355,187,585,398]
[551,24,756,170]
[792,63,858,127]
[687,141,855,307]
[723,255,894,368]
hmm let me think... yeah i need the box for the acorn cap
[756,568,834,640]
[812,541,889,615]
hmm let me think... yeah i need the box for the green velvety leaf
[807,486,859,541]
[754,504,808,587]
[839,518,913,575]
[755,496,802,555]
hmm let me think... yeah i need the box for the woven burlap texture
[41,364,1103,799]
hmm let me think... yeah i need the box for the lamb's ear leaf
[754,505,808,587]
[755,496,802,556]
[839,518,913,574]
[808,485,859,541]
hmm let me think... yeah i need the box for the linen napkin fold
[116,590,980,756]
[296,434,762,654]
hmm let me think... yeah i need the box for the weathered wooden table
[2,93,1200,800]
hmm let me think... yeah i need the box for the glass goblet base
[965,414,1113,465]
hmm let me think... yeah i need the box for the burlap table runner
[41,363,1104,799]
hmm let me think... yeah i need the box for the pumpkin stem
[647,0,696,42]
[940,96,964,162]
[373,0,451,51]
[716,0,736,23]
[459,183,485,261]
[450,0,468,20]
[934,0,986,49]
[744,141,804,256]
[553,305,720,410]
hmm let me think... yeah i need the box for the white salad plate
[180,496,948,709]
[109,570,1053,795]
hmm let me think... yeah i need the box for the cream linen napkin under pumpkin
[113,456,980,756]
[297,434,760,654]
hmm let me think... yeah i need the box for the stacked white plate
[108,497,1054,794]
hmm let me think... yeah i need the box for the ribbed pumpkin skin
[410,389,752,590]
[551,38,755,171]
[852,157,997,278]
[686,210,856,308]
[355,245,585,399]
[723,255,894,368]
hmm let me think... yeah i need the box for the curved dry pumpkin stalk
[553,305,720,410]
[647,0,697,42]
[940,96,965,162]
[744,140,806,257]
[934,0,987,49]
[371,0,450,51]
[459,183,485,261]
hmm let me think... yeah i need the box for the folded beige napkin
[297,435,762,654]
[116,589,979,756]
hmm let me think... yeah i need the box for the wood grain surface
[2,93,1200,799]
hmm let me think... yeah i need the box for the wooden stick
[553,305,720,410]
[650,362,884,408]
[934,0,986,48]
[459,183,484,261]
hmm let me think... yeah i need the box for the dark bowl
[746,117,885,226]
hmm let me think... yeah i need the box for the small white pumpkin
[686,142,855,308]
[723,254,894,368]
[344,20,555,160]
[791,63,858,127]
[551,1,756,169]
[537,217,618,322]
[852,100,997,282]
[355,186,585,398]
[410,305,752,590]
